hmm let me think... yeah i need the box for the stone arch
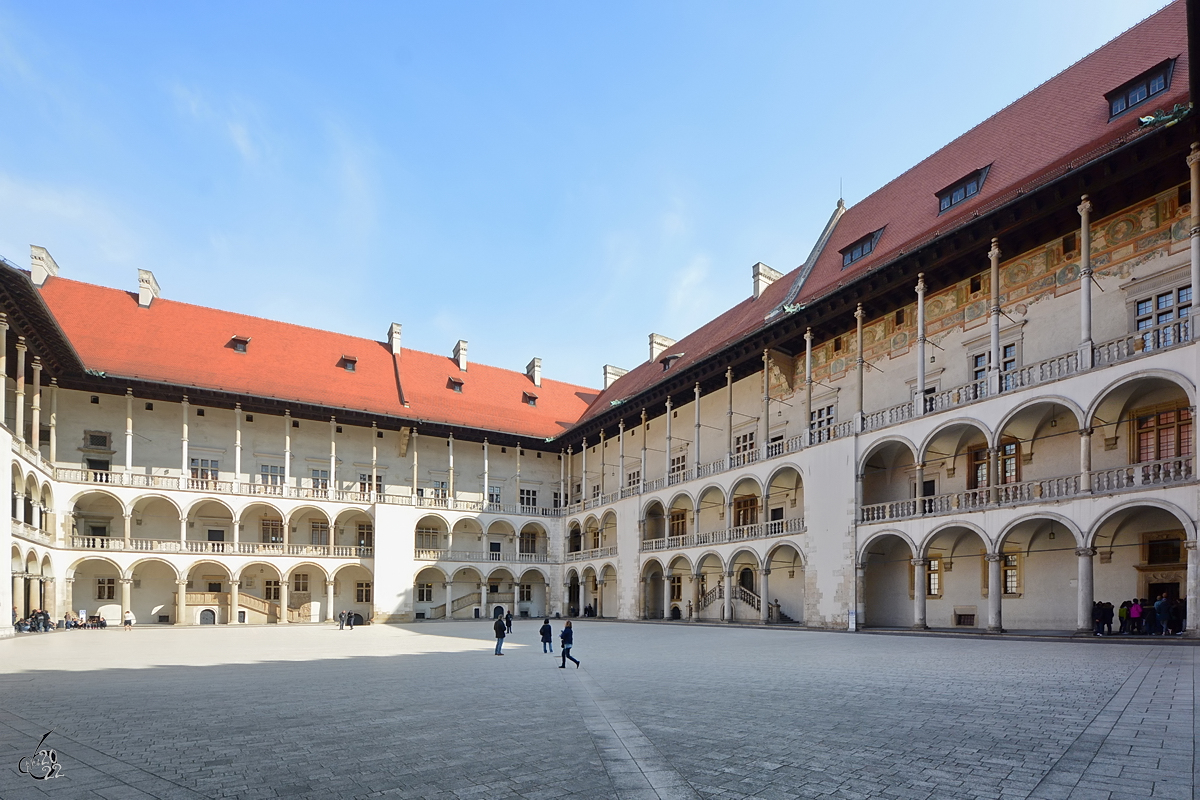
[126,556,182,582]
[996,513,1084,552]
[917,520,992,559]
[860,531,917,628]
[518,521,547,557]
[642,499,666,541]
[696,484,726,536]
[182,496,236,521]
[857,435,919,476]
[1088,498,1196,549]
[918,418,994,461]
[1085,368,1196,428]
[857,529,919,565]
[598,511,617,549]
[995,394,1086,437]
[566,520,583,553]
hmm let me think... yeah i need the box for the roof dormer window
[1107,58,1175,120]
[340,355,357,372]
[523,391,538,407]
[660,353,683,371]
[230,335,251,353]
[840,228,885,268]
[937,167,990,214]
[448,377,464,393]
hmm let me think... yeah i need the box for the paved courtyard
[0,622,1195,800]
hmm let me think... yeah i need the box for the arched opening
[416,515,450,554]
[599,512,617,550]
[128,558,178,624]
[519,523,546,559]
[694,553,724,621]
[861,440,918,518]
[666,495,693,541]
[69,556,124,624]
[451,518,482,553]
[232,562,284,623]
[584,517,600,551]
[486,520,515,562]
[199,609,216,625]
[729,479,762,532]
[485,568,517,617]
[599,564,617,619]
[332,563,373,624]
[566,571,581,616]
[765,467,804,533]
[663,556,691,621]
[516,568,549,618]
[996,400,1083,501]
[920,422,994,512]
[922,525,992,630]
[414,566,449,619]
[187,499,235,553]
[335,508,375,555]
[765,544,805,623]
[186,561,233,624]
[70,491,124,549]
[728,550,760,620]
[1090,375,1193,492]
[567,522,582,554]
[640,559,665,620]
[239,502,286,554]
[861,533,916,628]
[448,567,483,619]
[1092,504,1191,631]
[286,507,333,554]
[696,486,725,537]
[130,496,182,549]
[642,501,666,543]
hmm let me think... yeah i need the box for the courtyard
[0,622,1195,800]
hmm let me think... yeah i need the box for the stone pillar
[725,367,734,464]
[759,568,770,624]
[234,404,243,492]
[64,577,73,619]
[330,416,338,497]
[855,562,867,629]
[49,379,57,463]
[123,513,132,548]
[804,329,813,444]
[480,582,489,619]
[761,349,770,455]
[987,239,1002,395]
[0,313,6,427]
[1080,429,1093,493]
[693,383,702,470]
[854,304,865,431]
[915,463,925,515]
[448,432,455,499]
[370,422,379,502]
[41,577,55,619]
[124,387,133,477]
[13,573,26,619]
[566,445,573,506]
[617,422,625,494]
[1076,548,1096,634]
[411,430,419,497]
[175,579,188,625]
[664,399,672,481]
[986,554,1003,633]
[640,410,648,493]
[120,578,132,620]
[639,577,647,619]
[1186,541,1199,636]
[325,580,335,622]
[230,579,241,623]
[722,571,733,623]
[283,410,292,491]
[1078,195,1094,368]
[662,572,671,620]
[30,357,42,454]
[989,446,1001,505]
[14,337,26,442]
[1190,144,1200,463]
[595,580,604,618]
[179,516,187,546]
[912,559,928,629]
[278,579,289,624]
[915,273,927,416]
[581,437,588,505]
[483,438,490,508]
[180,396,190,490]
[691,573,701,620]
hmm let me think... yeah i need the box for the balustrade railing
[451,592,481,612]
[734,585,760,611]
[415,548,550,563]
[863,401,915,433]
[699,584,723,610]
[564,546,618,562]
[12,519,52,545]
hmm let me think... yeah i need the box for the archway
[640,559,665,619]
[765,543,805,623]
[1089,374,1193,492]
[861,532,916,628]
[921,524,992,630]
[199,609,216,625]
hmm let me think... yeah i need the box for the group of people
[492,614,580,667]
[1094,595,1187,635]
[11,608,107,632]
[336,610,356,630]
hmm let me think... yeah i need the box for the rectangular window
[626,470,641,489]
[1003,555,1020,595]
[415,526,441,550]
[519,529,537,554]
[970,446,989,489]
[937,167,990,213]
[669,454,686,478]
[1135,285,1190,352]
[358,473,383,494]
[416,583,433,602]
[1133,405,1193,462]
[261,519,283,543]
[311,469,329,490]
[553,491,561,509]
[519,488,537,509]
[519,584,532,602]
[926,559,941,597]
[669,509,687,537]
[591,484,600,500]
[264,580,280,601]
[356,523,374,548]
[810,405,834,429]
[356,582,372,603]
[310,522,329,546]
[97,577,116,600]
[734,431,756,455]
[190,458,219,481]
[488,485,502,505]
[293,573,309,593]
[261,464,285,486]
[1147,538,1182,565]
[841,229,883,268]
[430,480,448,499]
[670,575,682,602]
[1107,59,1175,119]
[972,353,988,382]
[733,496,758,527]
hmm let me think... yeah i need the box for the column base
[912,624,928,631]
[987,626,1005,634]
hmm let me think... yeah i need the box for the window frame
[936,166,991,215]
[840,228,885,269]
[1106,58,1175,120]
[1129,402,1193,464]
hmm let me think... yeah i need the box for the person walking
[559,620,579,668]
[1129,598,1142,634]
[1117,600,1130,634]
[505,611,513,634]
[493,615,507,655]
[346,610,354,630]
[338,609,346,630]
[123,610,132,631]
[1154,594,1171,636]
[539,618,553,653]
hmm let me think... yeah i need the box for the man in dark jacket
[493,616,506,655]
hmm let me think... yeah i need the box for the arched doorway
[199,609,216,625]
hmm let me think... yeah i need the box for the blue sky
[0,1,1173,388]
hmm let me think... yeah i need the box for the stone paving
[0,622,1194,800]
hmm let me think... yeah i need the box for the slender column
[278,579,289,624]
[48,379,57,463]
[692,383,701,469]
[1080,428,1093,493]
[986,553,1003,633]
[0,313,7,427]
[1191,144,1200,465]
[480,582,489,619]
[234,404,243,492]
[411,430,419,497]
[1078,195,1095,368]
[854,304,865,431]
[62,577,73,619]
[915,462,925,515]
[1076,548,1096,634]
[690,573,701,621]
[596,580,604,618]
[124,387,133,476]
[233,517,240,548]
[664,398,673,480]
[855,562,867,629]
[326,581,336,622]
[725,367,734,464]
[761,349,771,455]
[283,410,292,489]
[370,422,379,501]
[804,329,813,443]
[448,433,455,499]
[230,580,241,623]
[599,430,606,499]
[515,441,521,507]
[179,516,187,545]
[988,239,1002,395]
[483,439,490,508]
[912,559,928,629]
[14,337,26,441]
[1185,541,1199,636]
[118,578,131,621]
[31,358,42,452]
[617,421,625,494]
[915,274,927,415]
[581,437,588,505]
[175,579,188,625]
[722,571,733,623]
[639,577,647,619]
[759,568,770,624]
[566,445,573,504]
[180,396,190,489]
[444,581,453,620]
[990,445,1001,505]
[12,574,25,619]
[640,410,648,492]
[662,573,671,620]
[558,446,564,509]
[330,417,337,496]
[123,513,132,548]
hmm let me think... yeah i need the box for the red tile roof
[573,0,1190,427]
[37,277,597,440]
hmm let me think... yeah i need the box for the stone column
[234,404,243,492]
[64,577,73,619]
[725,367,734,464]
[278,579,289,624]
[804,329,813,443]
[566,445,573,506]
[693,383,702,470]
[480,582,489,619]
[175,579,188,625]
[371,421,379,502]
[722,571,733,623]
[640,410,648,493]
[595,580,604,618]
[483,439,490,508]
[1191,145,1200,461]
[985,553,1003,633]
[759,568,770,624]
[1078,195,1095,368]
[0,313,7,427]
[664,399,672,481]
[761,350,770,455]
[325,580,335,622]
[989,446,1001,505]
[690,573,701,620]
[581,437,588,505]
[987,239,1002,395]
[448,432,455,499]
[915,273,927,415]
[283,410,292,491]
[120,577,132,621]
[912,559,928,629]
[639,577,647,619]
[1080,429,1093,493]
[13,573,26,620]
[854,304,865,431]
[1185,541,1198,636]
[444,581,453,620]
[330,417,338,497]
[179,516,187,546]
[617,421,625,494]
[915,463,925,515]
[230,579,241,623]
[14,337,26,442]
[30,357,42,454]
[123,513,132,548]
[42,577,55,619]
[124,387,133,478]
[855,562,867,629]
[49,379,57,463]
[180,396,190,490]
[1076,547,1096,634]
[411,430,419,498]
[662,572,671,620]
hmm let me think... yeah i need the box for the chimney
[603,365,628,390]
[526,357,542,387]
[649,333,675,362]
[30,245,59,287]
[752,262,783,299]
[388,322,403,355]
[453,339,468,371]
[137,269,161,308]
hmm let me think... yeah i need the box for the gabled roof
[572,0,1190,428]
[36,277,597,440]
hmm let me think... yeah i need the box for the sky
[0,1,1175,389]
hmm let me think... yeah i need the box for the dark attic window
[449,377,464,393]
[340,355,357,372]
[230,335,250,353]
[937,166,990,214]
[840,228,884,268]
[523,391,538,407]
[1107,58,1174,120]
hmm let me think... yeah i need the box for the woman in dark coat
[493,615,507,655]
[539,619,553,653]
[559,620,579,668]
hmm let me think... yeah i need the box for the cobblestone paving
[0,623,1194,799]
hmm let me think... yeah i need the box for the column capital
[1185,540,1198,552]
[916,272,926,294]
[1076,195,1092,216]
[760,568,771,576]
[64,577,74,585]
[118,578,132,585]
[1186,142,1200,168]
[910,558,928,567]
[1079,428,1094,437]
[988,238,1000,261]
[984,553,1003,563]
[229,580,241,587]
[325,580,335,587]
[15,336,27,352]
[176,579,189,586]
[1074,547,1097,558]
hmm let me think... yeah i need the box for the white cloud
[168,82,266,165]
